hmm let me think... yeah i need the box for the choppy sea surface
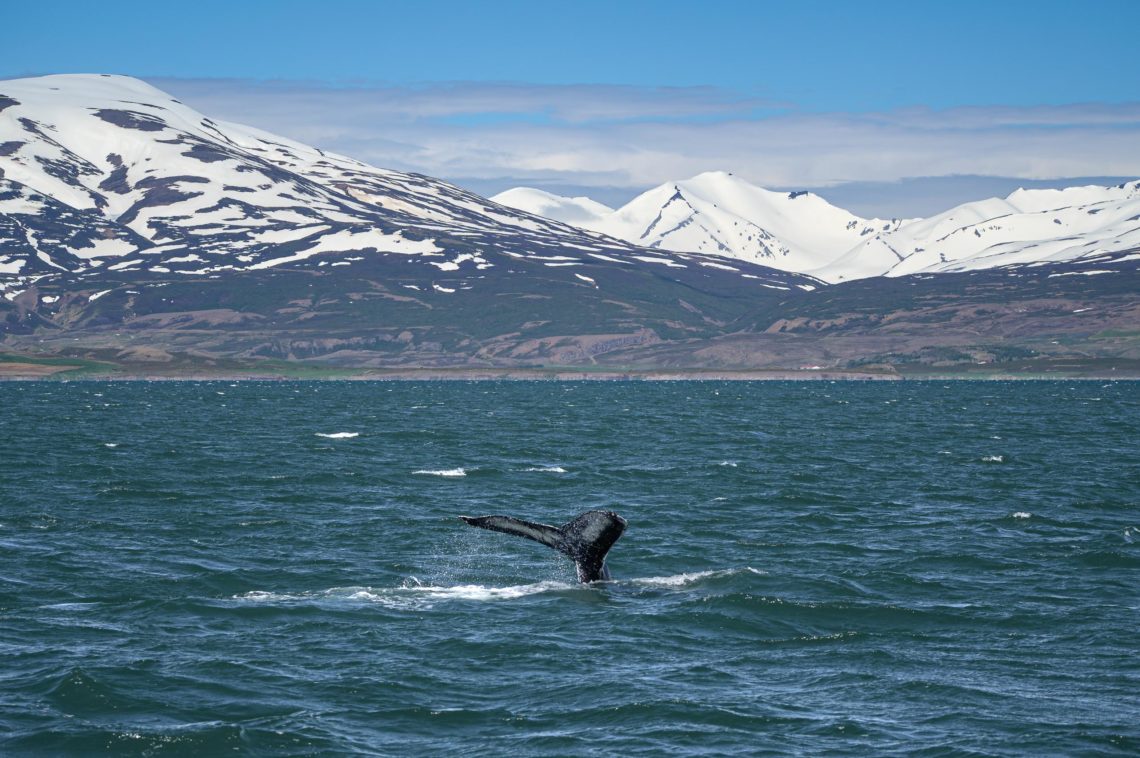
[1,380,1138,755]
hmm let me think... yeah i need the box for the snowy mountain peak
[495,171,910,278]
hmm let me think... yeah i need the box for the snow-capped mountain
[495,172,910,280]
[0,73,596,290]
[825,181,1140,281]
[2,74,828,368]
[490,187,613,227]
[493,174,1140,283]
[1,74,807,303]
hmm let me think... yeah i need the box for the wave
[315,432,359,439]
[413,468,467,477]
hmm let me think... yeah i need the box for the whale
[459,510,626,583]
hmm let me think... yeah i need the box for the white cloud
[154,78,1140,214]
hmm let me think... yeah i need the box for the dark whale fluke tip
[458,509,626,583]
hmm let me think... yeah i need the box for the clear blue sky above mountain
[5,0,1140,216]
[7,0,1138,111]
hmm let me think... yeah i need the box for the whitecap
[522,466,567,473]
[237,590,284,601]
[413,468,467,477]
[628,567,764,588]
[103,443,118,448]
[315,432,359,439]
[232,581,575,610]
[1012,511,1031,519]
[409,580,574,601]
[717,460,739,467]
[40,602,100,611]
[982,455,1005,463]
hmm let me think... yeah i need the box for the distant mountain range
[493,174,1140,283]
[1,75,1137,378]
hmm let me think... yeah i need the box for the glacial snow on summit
[495,171,910,280]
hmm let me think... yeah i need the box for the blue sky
[6,0,1140,215]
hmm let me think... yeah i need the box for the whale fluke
[459,510,626,583]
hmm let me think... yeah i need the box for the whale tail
[459,510,626,583]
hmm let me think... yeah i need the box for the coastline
[3,360,1138,382]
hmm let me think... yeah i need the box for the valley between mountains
[1,75,1137,379]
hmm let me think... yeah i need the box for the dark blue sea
[2,380,1138,755]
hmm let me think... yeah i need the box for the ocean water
[1,380,1138,756]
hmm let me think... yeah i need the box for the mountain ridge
[496,172,911,281]
[493,174,1140,283]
